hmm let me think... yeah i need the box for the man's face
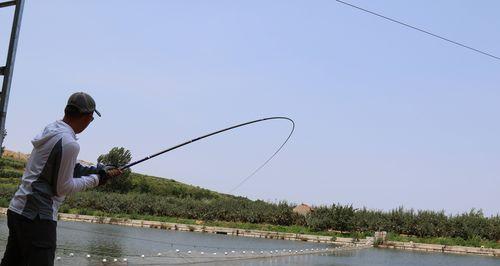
[75,113,94,134]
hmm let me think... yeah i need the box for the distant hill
[2,149,29,161]
[3,149,93,166]
[0,149,233,201]
[0,152,298,228]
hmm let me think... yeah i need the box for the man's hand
[97,164,123,186]
[106,168,123,178]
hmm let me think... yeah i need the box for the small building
[293,203,313,216]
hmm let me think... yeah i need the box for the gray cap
[66,92,101,117]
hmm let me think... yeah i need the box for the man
[1,92,122,265]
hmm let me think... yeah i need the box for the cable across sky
[336,0,500,61]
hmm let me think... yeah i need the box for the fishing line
[121,117,295,191]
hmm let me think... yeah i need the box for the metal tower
[0,0,24,155]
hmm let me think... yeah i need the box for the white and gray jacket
[9,120,100,221]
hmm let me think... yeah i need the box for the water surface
[0,216,498,265]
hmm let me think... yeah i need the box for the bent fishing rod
[120,117,295,191]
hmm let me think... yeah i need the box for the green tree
[306,206,332,231]
[331,204,355,232]
[97,147,133,193]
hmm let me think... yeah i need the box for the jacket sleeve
[73,163,99,178]
[56,141,99,196]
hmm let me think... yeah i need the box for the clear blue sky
[1,1,499,215]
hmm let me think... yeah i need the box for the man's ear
[84,113,94,122]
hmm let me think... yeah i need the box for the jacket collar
[59,120,78,140]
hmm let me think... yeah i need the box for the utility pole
[0,0,24,155]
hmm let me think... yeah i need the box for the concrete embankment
[378,241,500,257]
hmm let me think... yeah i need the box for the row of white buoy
[56,254,128,262]
[54,247,339,263]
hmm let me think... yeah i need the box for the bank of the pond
[2,207,499,258]
[68,215,370,247]
[0,207,370,247]
[378,241,500,257]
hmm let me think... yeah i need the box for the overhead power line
[336,0,500,61]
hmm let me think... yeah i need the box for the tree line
[0,149,498,243]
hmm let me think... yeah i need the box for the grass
[0,157,26,170]
[0,178,21,185]
[387,232,500,249]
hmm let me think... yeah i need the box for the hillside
[0,149,243,202]
[2,149,29,161]
[0,151,299,226]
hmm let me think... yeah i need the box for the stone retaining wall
[378,241,500,257]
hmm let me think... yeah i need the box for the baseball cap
[66,92,101,117]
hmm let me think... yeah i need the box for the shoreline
[378,241,500,257]
[0,207,369,247]
[1,207,499,258]
[56,211,372,247]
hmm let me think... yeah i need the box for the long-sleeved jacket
[9,120,99,221]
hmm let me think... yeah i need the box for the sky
[1,0,499,216]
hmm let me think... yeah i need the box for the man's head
[63,92,101,134]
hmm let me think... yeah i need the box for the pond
[0,216,498,265]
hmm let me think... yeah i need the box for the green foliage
[97,147,132,167]
[0,157,26,170]
[386,232,500,249]
[0,169,23,179]
[97,147,132,193]
[0,184,17,203]
[306,206,331,231]
[61,190,301,226]
[0,177,20,185]
[0,197,9,207]
[128,173,220,200]
[307,204,355,232]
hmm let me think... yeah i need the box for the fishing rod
[120,117,295,191]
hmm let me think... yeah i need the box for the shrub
[0,157,26,170]
[0,169,22,179]
[97,147,133,193]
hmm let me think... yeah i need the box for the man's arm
[73,163,99,178]
[56,142,99,197]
